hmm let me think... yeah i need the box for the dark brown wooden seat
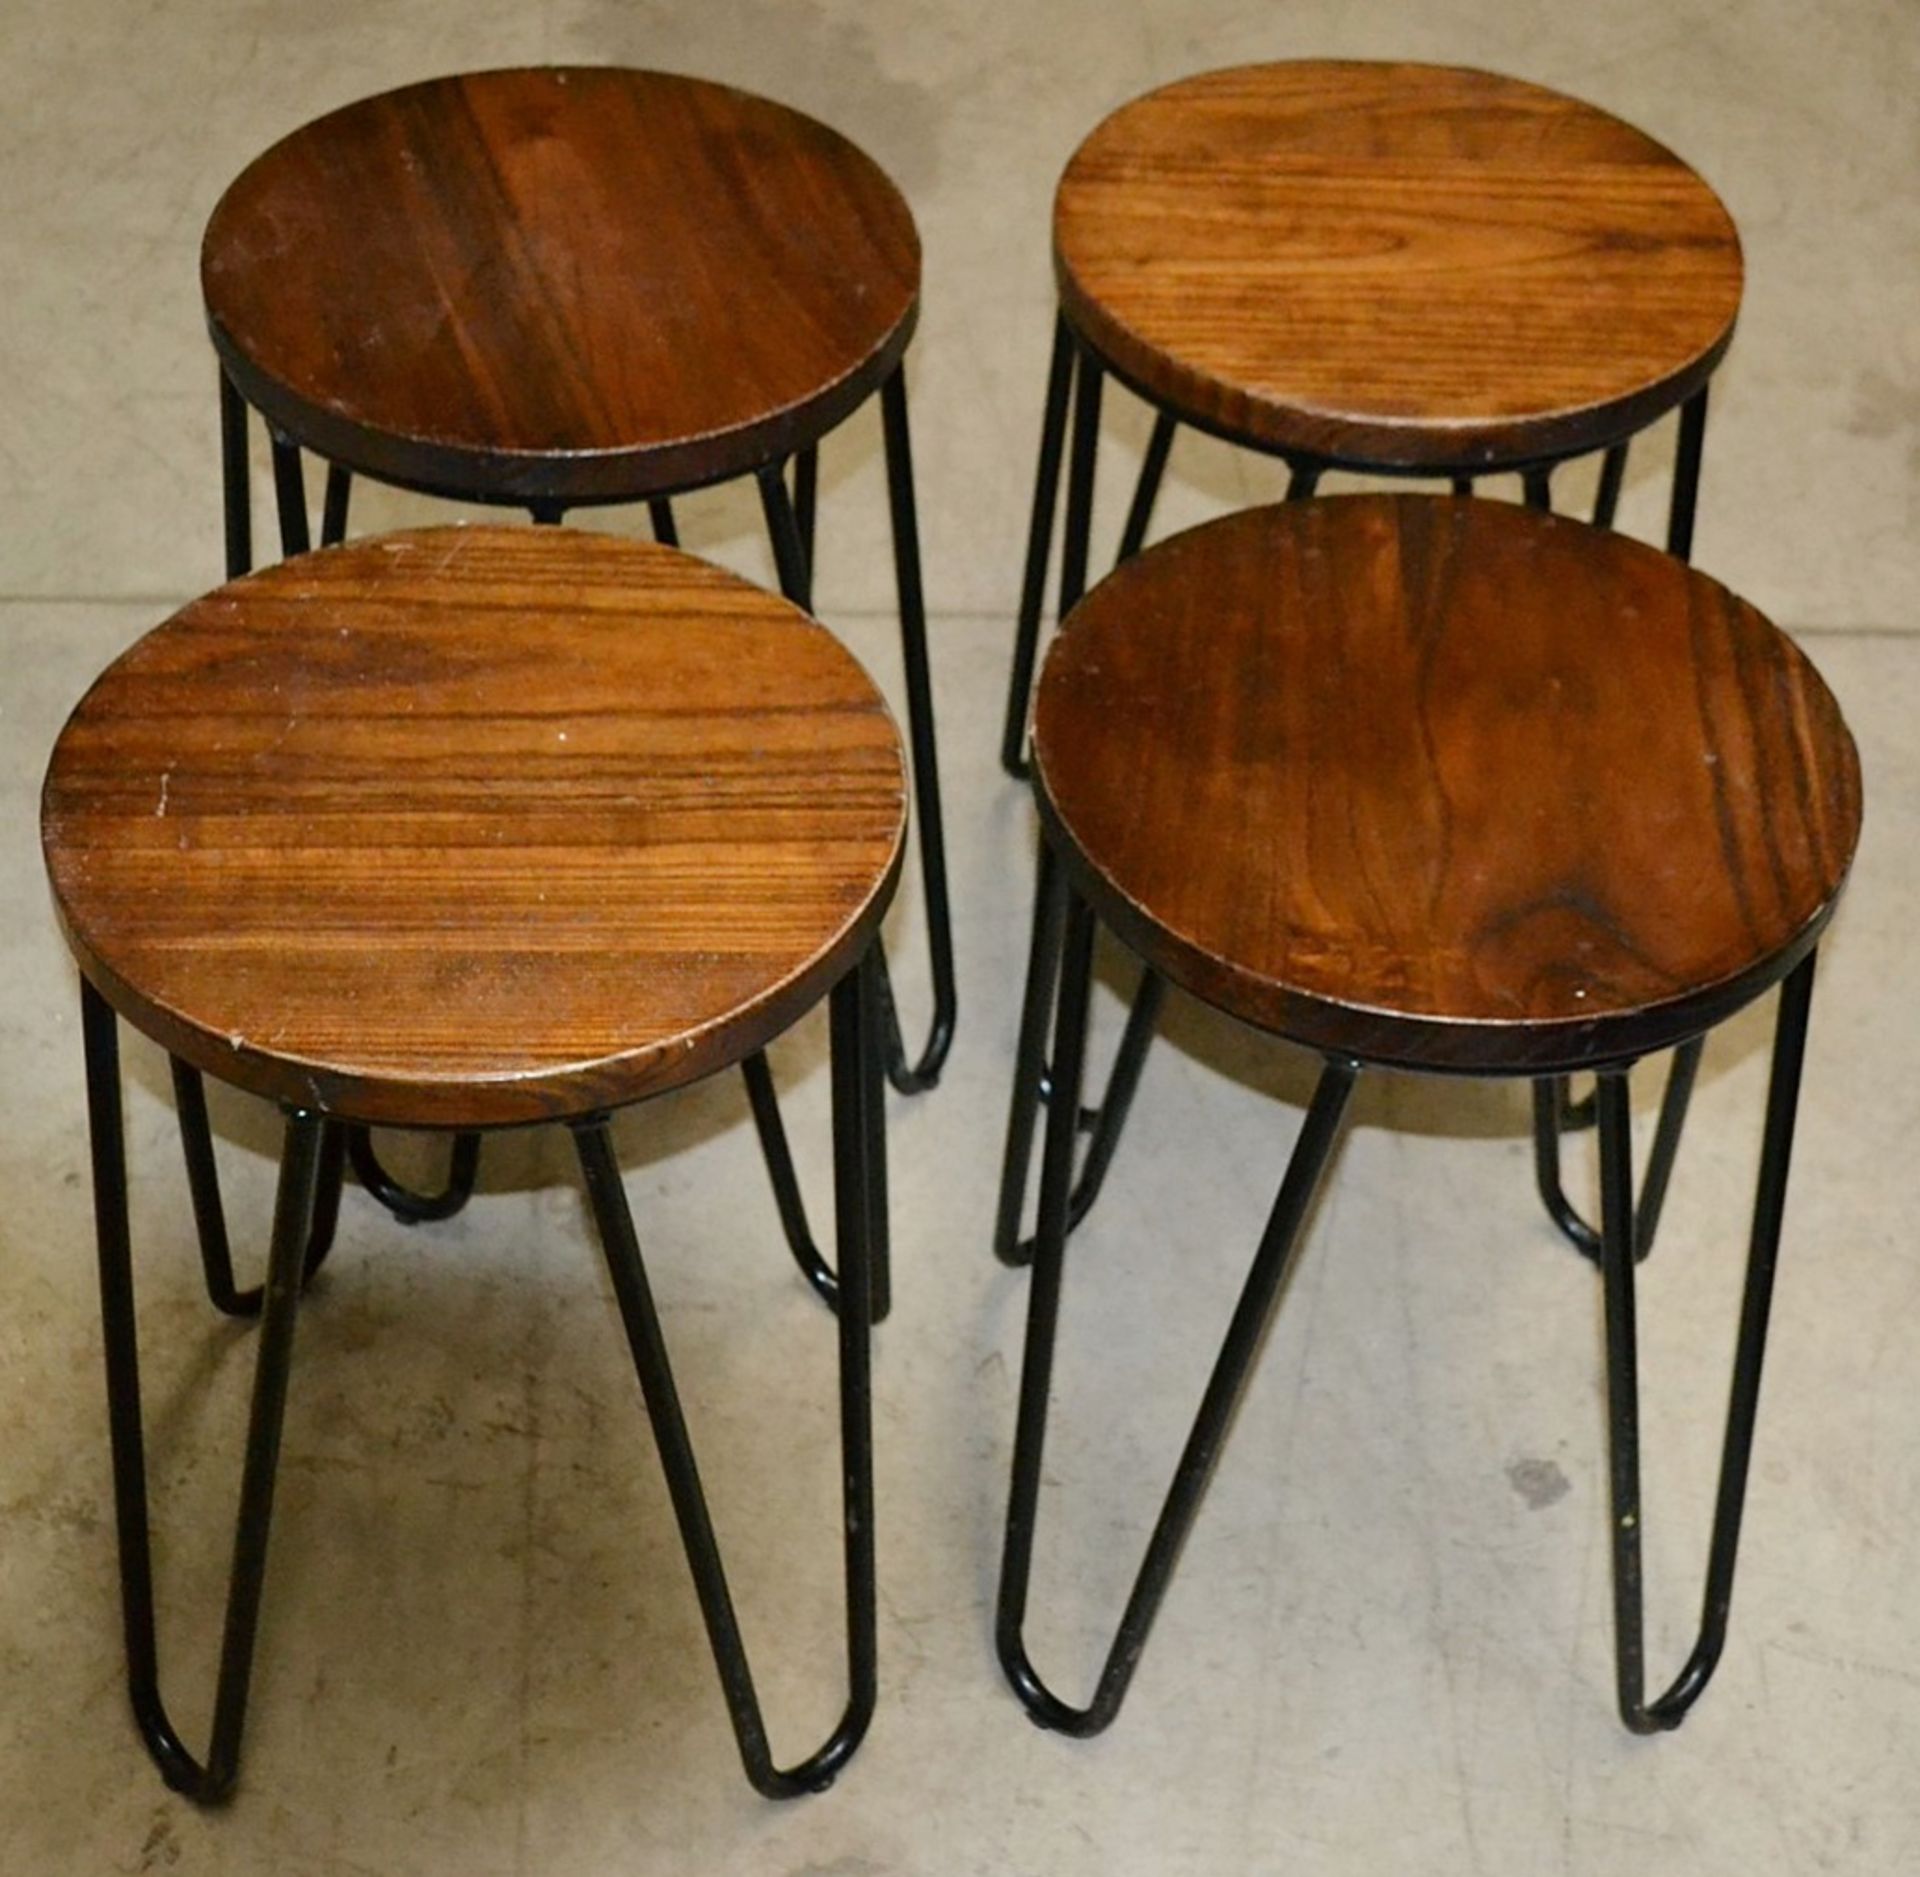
[203,66,954,1119]
[1003,60,1745,774]
[1054,61,1742,472]
[45,526,900,1804]
[45,527,905,1126]
[993,495,1859,1747]
[1032,495,1857,1073]
[202,68,919,504]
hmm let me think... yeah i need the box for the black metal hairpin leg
[648,497,680,547]
[218,370,252,580]
[320,465,352,548]
[741,1025,891,1324]
[757,460,813,608]
[343,1129,481,1227]
[995,435,1326,1262]
[1530,399,1708,1244]
[744,462,895,1295]
[1002,333,1186,777]
[793,442,818,579]
[1596,951,1814,1733]
[267,430,311,557]
[170,1057,343,1314]
[996,890,1355,1735]
[571,950,880,1798]
[84,981,324,1803]
[1001,315,1077,779]
[758,403,958,1098]
[1532,1035,1703,1266]
[993,843,1168,1267]
[875,366,957,1090]
[995,328,1110,790]
[1593,441,1630,530]
[1666,386,1708,564]
[1115,411,1179,565]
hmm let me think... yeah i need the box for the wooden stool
[994,59,1744,1265]
[43,527,903,1802]
[995,495,1858,1738]
[201,65,952,1229]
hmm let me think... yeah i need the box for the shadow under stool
[995,60,1747,1265]
[199,65,952,1239]
[42,526,904,1802]
[995,494,1860,1738]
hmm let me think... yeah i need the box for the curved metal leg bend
[742,1038,891,1325]
[171,1057,343,1314]
[344,1128,481,1227]
[86,983,324,1802]
[1596,950,1815,1732]
[996,890,1355,1735]
[571,950,882,1797]
[992,844,1166,1268]
[1533,1036,1703,1266]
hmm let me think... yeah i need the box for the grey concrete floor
[2,2,1916,1872]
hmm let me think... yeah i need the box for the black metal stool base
[81,951,887,1803]
[995,886,1819,1739]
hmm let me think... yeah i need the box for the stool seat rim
[1052,59,1744,470]
[42,526,908,1126]
[1031,495,1860,1076]
[201,66,922,503]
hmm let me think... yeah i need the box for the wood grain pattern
[202,68,920,503]
[43,527,906,1126]
[1053,62,1743,469]
[1033,496,1858,1074]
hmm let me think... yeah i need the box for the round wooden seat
[43,526,906,1128]
[201,68,920,503]
[1053,61,1743,470]
[1032,495,1859,1075]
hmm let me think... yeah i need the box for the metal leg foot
[570,949,881,1798]
[86,981,323,1802]
[1596,953,1814,1731]
[995,893,1355,1735]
